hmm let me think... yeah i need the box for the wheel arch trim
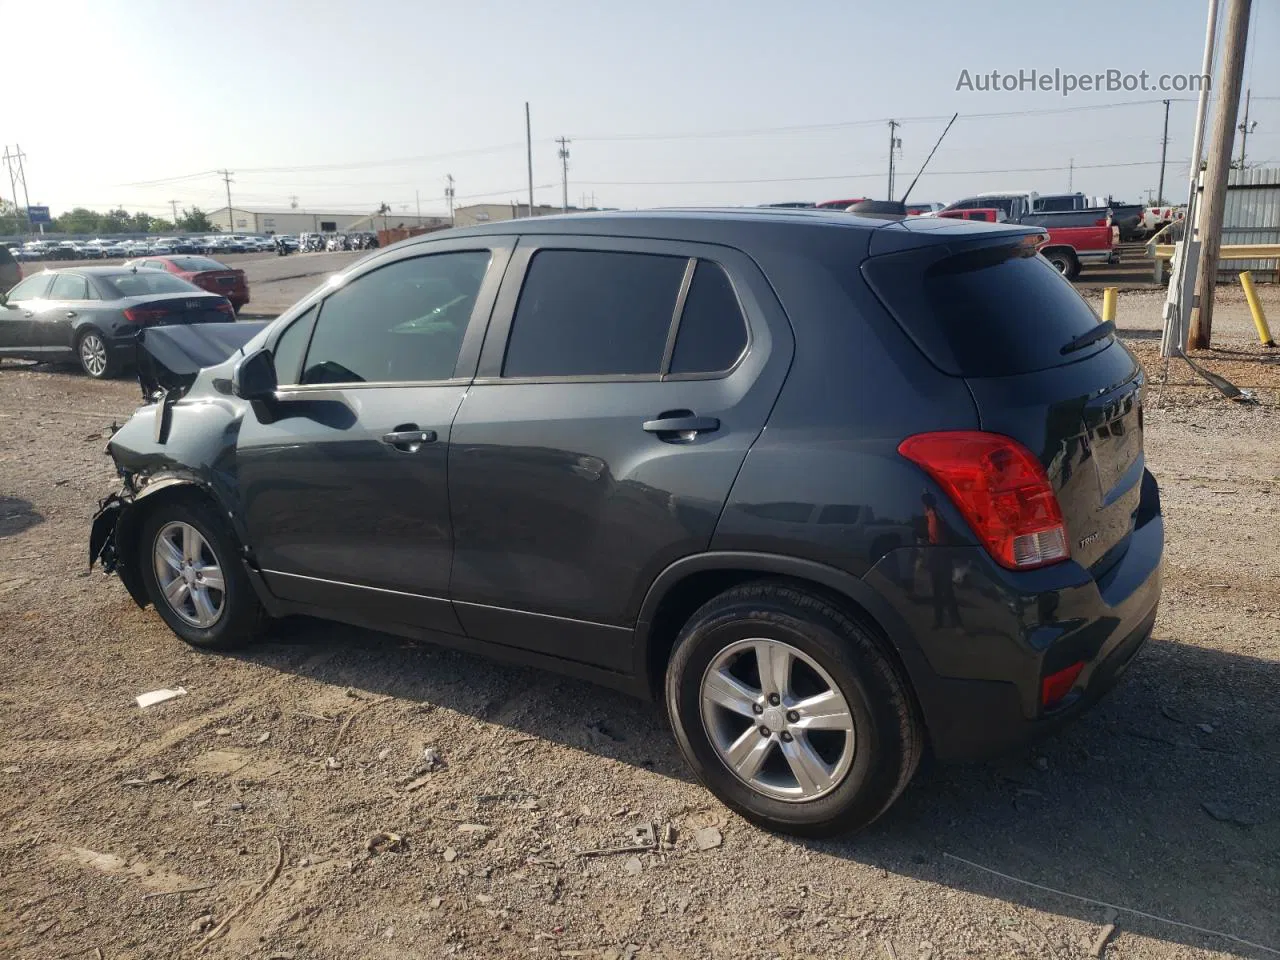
[633,551,933,703]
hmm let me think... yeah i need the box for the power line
[573,158,1173,188]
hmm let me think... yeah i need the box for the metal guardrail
[1150,243,1280,261]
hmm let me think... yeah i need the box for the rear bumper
[865,472,1163,761]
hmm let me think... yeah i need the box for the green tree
[176,206,214,232]
[99,208,132,234]
[149,218,174,233]
[53,207,104,234]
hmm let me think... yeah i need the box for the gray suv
[90,210,1163,836]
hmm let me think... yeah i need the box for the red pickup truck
[937,207,1116,280]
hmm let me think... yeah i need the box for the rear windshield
[100,271,201,298]
[167,256,227,272]
[863,241,1108,377]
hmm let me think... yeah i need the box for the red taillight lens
[898,431,1069,570]
[215,300,234,317]
[1042,661,1085,707]
[122,307,170,324]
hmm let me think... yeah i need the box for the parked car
[102,241,131,259]
[937,208,1117,279]
[0,244,21,294]
[817,198,867,210]
[79,242,106,260]
[904,202,944,216]
[87,210,1163,837]
[170,237,200,254]
[942,192,1144,241]
[126,255,249,312]
[0,267,235,378]
[1138,204,1185,238]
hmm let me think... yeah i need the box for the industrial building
[209,206,450,235]
[452,203,584,228]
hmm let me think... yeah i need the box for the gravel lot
[0,297,1277,959]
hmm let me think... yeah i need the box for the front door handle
[643,412,720,442]
[380,427,437,452]
[66,311,77,318]
[23,311,33,318]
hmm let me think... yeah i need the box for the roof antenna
[900,112,958,204]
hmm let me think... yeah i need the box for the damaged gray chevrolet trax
[90,210,1163,836]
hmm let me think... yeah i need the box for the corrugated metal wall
[1223,166,1280,280]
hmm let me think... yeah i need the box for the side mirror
[231,348,277,401]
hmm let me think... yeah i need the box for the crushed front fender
[89,492,127,573]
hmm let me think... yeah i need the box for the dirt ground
[0,302,1277,960]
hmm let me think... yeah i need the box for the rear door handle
[380,428,437,452]
[66,311,77,319]
[643,414,720,441]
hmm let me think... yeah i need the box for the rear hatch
[863,226,1144,575]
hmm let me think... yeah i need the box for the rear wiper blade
[1060,320,1115,355]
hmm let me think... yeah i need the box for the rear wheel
[138,497,262,650]
[1044,248,1080,281]
[76,328,115,379]
[665,582,922,837]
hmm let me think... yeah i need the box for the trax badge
[1079,532,1101,548]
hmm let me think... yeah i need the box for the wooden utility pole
[1189,0,1252,349]
[1157,99,1171,204]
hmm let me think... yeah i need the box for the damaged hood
[137,321,270,397]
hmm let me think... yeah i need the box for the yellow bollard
[1102,287,1117,323]
[1239,271,1276,347]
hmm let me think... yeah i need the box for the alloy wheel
[699,637,856,802]
[152,521,226,628]
[79,334,108,377]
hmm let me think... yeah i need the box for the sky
[2,0,1278,220]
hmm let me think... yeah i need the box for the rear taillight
[898,431,1069,570]
[214,300,234,317]
[122,306,170,324]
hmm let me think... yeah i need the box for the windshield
[100,271,202,298]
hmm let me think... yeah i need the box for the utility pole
[556,137,571,213]
[445,174,455,226]
[1157,98,1171,204]
[1235,88,1256,168]
[886,121,900,200]
[415,189,421,221]
[1190,0,1252,350]
[168,199,180,225]
[1,147,26,235]
[217,169,234,232]
[1068,157,1074,192]
[289,195,299,209]
[525,102,535,218]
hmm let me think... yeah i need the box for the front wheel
[137,498,262,649]
[666,582,922,837]
[76,329,116,379]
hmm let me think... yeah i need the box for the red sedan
[124,255,249,313]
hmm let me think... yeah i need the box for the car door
[0,273,53,357]
[235,237,513,636]
[32,272,93,358]
[447,236,794,671]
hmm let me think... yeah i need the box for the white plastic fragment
[135,686,187,708]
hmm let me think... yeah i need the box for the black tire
[137,497,263,650]
[1044,248,1080,281]
[76,327,117,379]
[665,582,922,837]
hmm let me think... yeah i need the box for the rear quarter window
[863,240,1108,377]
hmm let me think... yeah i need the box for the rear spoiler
[136,321,269,400]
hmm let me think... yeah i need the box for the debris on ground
[623,855,643,875]
[324,757,342,771]
[189,913,215,934]
[442,847,458,862]
[420,747,445,772]
[135,686,186,708]
[631,822,656,848]
[121,771,169,787]
[366,832,404,855]
[694,827,723,851]
[662,823,678,847]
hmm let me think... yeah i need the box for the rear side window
[503,250,686,378]
[669,261,748,374]
[49,274,90,300]
[863,241,1107,377]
